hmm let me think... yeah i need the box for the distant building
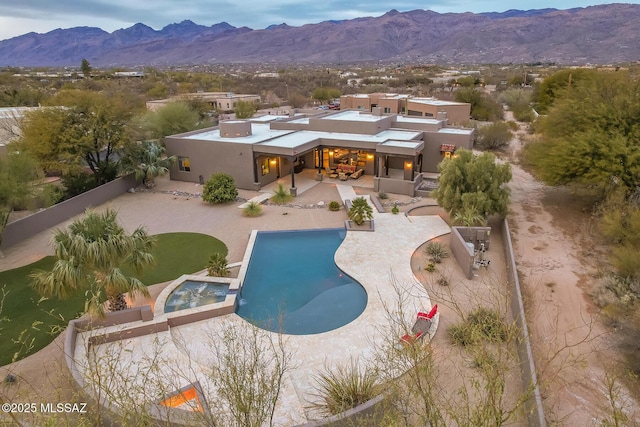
[0,107,43,156]
[113,71,145,78]
[165,108,473,196]
[146,92,261,112]
[340,93,471,124]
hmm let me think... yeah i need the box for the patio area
[70,209,451,425]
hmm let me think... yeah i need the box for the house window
[383,107,391,113]
[178,156,191,172]
[261,158,270,176]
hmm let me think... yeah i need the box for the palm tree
[120,141,176,188]
[348,197,373,226]
[452,204,486,228]
[31,209,156,316]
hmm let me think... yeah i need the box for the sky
[0,1,636,41]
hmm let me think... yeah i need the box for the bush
[378,191,388,200]
[425,241,449,263]
[243,201,263,217]
[348,197,373,226]
[475,121,513,150]
[207,252,229,277]
[270,183,293,205]
[425,262,436,273]
[328,201,341,211]
[391,204,399,214]
[311,360,379,416]
[202,173,238,204]
[449,307,508,347]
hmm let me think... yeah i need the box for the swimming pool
[236,228,367,334]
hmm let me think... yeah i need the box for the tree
[312,87,341,104]
[475,121,513,150]
[348,197,373,225]
[18,90,138,185]
[533,68,597,114]
[433,149,512,219]
[288,92,308,108]
[119,141,176,188]
[455,87,503,121]
[0,151,42,247]
[80,58,92,78]
[136,101,203,140]
[202,173,238,204]
[234,100,257,119]
[524,71,640,195]
[31,209,155,316]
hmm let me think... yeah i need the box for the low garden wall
[502,219,547,427]
[1,174,139,250]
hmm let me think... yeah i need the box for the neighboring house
[0,107,42,156]
[164,108,473,197]
[340,93,471,124]
[146,92,261,112]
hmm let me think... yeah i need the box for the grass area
[0,232,226,366]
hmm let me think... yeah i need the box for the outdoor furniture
[329,173,338,179]
[336,164,356,176]
[350,169,364,179]
[338,172,348,181]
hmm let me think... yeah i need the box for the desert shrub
[270,184,293,205]
[378,191,389,200]
[425,241,449,263]
[391,204,399,214]
[328,201,341,211]
[475,121,513,150]
[243,201,263,217]
[449,307,508,347]
[207,252,229,277]
[311,360,379,416]
[348,197,373,225]
[425,262,436,273]
[202,173,238,204]
[437,276,449,286]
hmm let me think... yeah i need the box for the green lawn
[0,232,227,366]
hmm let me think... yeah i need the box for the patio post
[290,156,297,196]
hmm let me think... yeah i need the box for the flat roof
[182,123,294,144]
[377,139,425,155]
[321,110,387,122]
[409,98,466,106]
[250,115,291,123]
[438,128,474,135]
[0,106,41,119]
[380,140,424,149]
[395,116,442,125]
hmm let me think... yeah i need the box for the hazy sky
[0,1,636,41]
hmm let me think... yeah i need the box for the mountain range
[1,4,639,67]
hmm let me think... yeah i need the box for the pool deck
[72,211,450,425]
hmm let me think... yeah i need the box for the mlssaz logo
[40,403,88,413]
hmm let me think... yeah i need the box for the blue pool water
[236,228,368,334]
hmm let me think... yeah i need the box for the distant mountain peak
[266,23,291,30]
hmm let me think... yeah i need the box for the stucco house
[164,108,473,196]
[340,93,471,124]
[146,92,261,113]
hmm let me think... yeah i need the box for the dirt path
[505,111,638,424]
